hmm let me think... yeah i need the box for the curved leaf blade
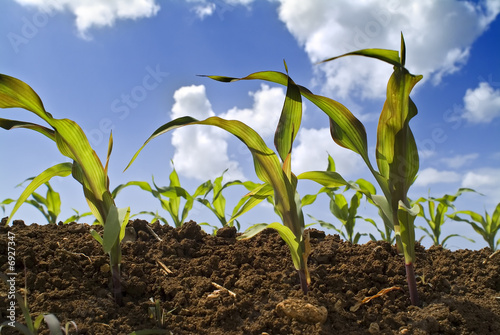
[5,163,72,226]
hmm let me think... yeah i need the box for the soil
[1,219,499,335]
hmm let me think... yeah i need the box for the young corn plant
[449,202,500,251]
[126,62,313,293]
[307,155,370,244]
[0,74,129,305]
[63,208,93,224]
[112,165,211,227]
[196,170,260,232]
[14,179,62,224]
[413,188,476,248]
[204,34,422,304]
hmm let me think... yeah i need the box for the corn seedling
[449,202,500,251]
[63,208,93,224]
[413,188,477,248]
[196,170,260,232]
[112,165,210,228]
[0,74,130,305]
[366,217,397,245]
[309,190,366,244]
[307,155,368,244]
[127,62,313,293]
[13,178,61,224]
[204,34,422,304]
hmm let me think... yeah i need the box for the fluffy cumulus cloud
[291,127,363,176]
[170,85,244,181]
[169,84,286,182]
[462,82,500,123]
[462,168,500,205]
[414,167,461,187]
[277,0,500,100]
[13,0,160,39]
[220,84,285,138]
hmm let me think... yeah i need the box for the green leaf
[90,229,103,245]
[376,66,422,198]
[5,163,72,226]
[297,170,351,188]
[274,64,302,164]
[103,206,130,254]
[0,118,55,141]
[318,48,401,67]
[229,183,273,225]
[0,74,49,120]
[204,71,371,168]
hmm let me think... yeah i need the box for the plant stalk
[110,242,123,306]
[111,263,123,306]
[405,262,419,306]
[297,270,308,294]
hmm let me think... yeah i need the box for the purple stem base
[405,262,420,306]
[297,270,308,295]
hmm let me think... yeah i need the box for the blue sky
[1,0,499,250]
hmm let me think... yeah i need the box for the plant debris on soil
[1,219,499,334]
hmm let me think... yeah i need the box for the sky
[0,0,499,251]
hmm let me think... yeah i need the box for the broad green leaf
[355,178,376,195]
[0,118,55,141]
[127,115,300,234]
[103,206,130,254]
[204,71,370,168]
[318,48,401,67]
[297,170,351,188]
[330,193,348,221]
[229,183,273,225]
[52,119,112,219]
[376,66,422,200]
[6,163,72,226]
[267,222,302,271]
[0,74,49,121]
[397,201,419,264]
[274,65,302,164]
[45,183,61,222]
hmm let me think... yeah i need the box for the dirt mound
[1,220,499,334]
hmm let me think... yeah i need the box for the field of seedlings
[1,35,499,334]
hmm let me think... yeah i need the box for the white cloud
[462,168,500,205]
[462,168,500,188]
[462,82,500,123]
[414,167,461,187]
[440,153,479,168]
[220,84,285,137]
[169,84,288,182]
[277,0,500,100]
[170,85,244,181]
[14,0,160,39]
[291,127,363,176]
